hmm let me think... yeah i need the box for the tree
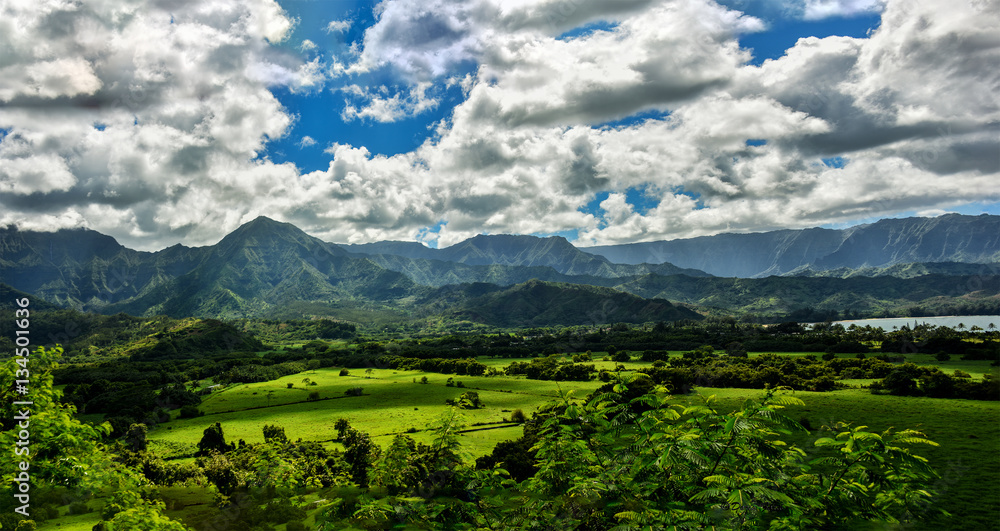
[612,350,631,363]
[123,423,148,453]
[725,341,748,357]
[342,427,380,487]
[263,424,288,444]
[196,422,233,456]
[506,384,943,530]
[0,346,186,529]
[448,391,485,409]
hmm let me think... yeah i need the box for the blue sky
[0,0,997,250]
[264,1,887,163]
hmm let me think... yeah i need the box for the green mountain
[447,279,702,327]
[0,283,61,311]
[612,272,1000,318]
[5,215,997,325]
[784,261,1000,279]
[343,233,711,282]
[585,214,1000,277]
[1,217,420,318]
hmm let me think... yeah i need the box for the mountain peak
[222,216,307,242]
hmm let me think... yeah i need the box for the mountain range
[2,214,998,325]
[584,214,1000,277]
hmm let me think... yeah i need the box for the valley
[2,213,999,530]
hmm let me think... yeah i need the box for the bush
[69,502,91,515]
[510,408,526,423]
[822,352,836,361]
[307,391,320,401]
[936,352,951,362]
[448,391,485,409]
[286,383,294,389]
[286,522,309,531]
[339,368,350,376]
[612,350,631,363]
[345,387,364,396]
[726,342,748,358]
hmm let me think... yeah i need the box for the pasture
[133,353,1000,531]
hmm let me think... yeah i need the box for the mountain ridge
[583,214,1000,277]
[3,214,998,323]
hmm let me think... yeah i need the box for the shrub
[448,391,485,409]
[822,352,836,361]
[308,391,320,401]
[69,502,91,515]
[339,368,350,376]
[953,370,972,378]
[510,409,526,423]
[725,342,748,358]
[286,383,294,389]
[179,405,203,419]
[345,387,364,396]
[936,352,951,362]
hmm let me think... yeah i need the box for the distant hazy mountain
[584,214,1000,277]
[611,272,1000,318]
[785,261,1000,279]
[342,234,711,280]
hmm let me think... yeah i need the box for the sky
[0,0,998,251]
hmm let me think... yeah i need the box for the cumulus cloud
[326,19,352,34]
[0,0,315,249]
[802,0,886,20]
[2,0,997,251]
[340,82,439,123]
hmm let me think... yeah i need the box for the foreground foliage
[308,378,944,529]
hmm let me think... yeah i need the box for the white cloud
[340,82,439,123]
[325,19,352,34]
[0,0,312,249]
[802,0,886,20]
[1,0,996,251]
[0,58,103,102]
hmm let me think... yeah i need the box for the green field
[668,387,1000,531]
[148,366,606,458]
[48,352,1000,530]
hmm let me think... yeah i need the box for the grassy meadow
[38,349,999,530]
